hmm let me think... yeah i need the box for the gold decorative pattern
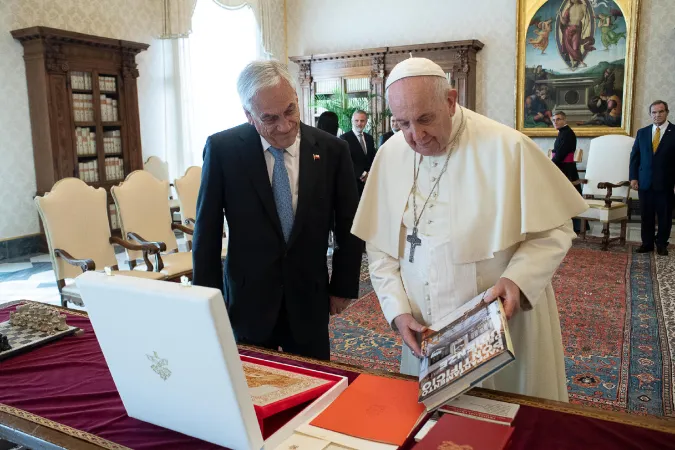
[243,361,330,406]
[146,351,171,381]
[0,403,131,450]
[438,441,473,450]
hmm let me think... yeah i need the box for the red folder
[310,373,426,446]
[414,413,514,450]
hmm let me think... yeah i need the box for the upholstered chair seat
[575,135,635,250]
[112,170,194,280]
[35,178,167,307]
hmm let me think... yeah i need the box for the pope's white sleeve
[500,221,576,308]
[366,242,412,328]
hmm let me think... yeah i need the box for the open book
[418,291,515,411]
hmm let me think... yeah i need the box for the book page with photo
[418,291,515,411]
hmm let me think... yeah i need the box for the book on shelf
[78,160,99,183]
[105,157,124,181]
[103,130,122,154]
[414,413,514,450]
[72,93,94,122]
[99,75,116,92]
[100,95,118,122]
[108,204,120,230]
[418,291,515,412]
[70,71,92,90]
[75,127,96,156]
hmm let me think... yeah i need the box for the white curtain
[162,38,195,181]
[212,0,274,58]
[160,0,267,176]
[188,0,260,163]
[161,0,198,38]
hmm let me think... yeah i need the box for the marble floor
[1,222,674,309]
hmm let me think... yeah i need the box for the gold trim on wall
[515,0,640,137]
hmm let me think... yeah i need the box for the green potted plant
[311,88,391,143]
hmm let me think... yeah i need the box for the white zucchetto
[385,57,447,90]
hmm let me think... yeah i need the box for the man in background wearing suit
[192,60,362,360]
[630,100,675,256]
[340,110,376,196]
[378,115,400,147]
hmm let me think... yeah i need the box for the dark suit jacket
[552,125,579,182]
[379,130,394,147]
[340,130,376,194]
[629,122,675,191]
[192,123,362,345]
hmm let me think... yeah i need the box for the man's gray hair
[353,109,368,117]
[237,60,296,113]
[554,110,567,119]
[385,76,449,103]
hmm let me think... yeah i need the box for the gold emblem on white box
[147,351,172,380]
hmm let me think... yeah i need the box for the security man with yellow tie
[630,100,675,256]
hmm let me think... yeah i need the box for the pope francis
[351,57,588,402]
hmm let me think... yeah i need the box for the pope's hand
[393,313,428,357]
[329,296,351,315]
[483,277,521,320]
[630,180,639,190]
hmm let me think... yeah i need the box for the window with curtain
[189,0,260,163]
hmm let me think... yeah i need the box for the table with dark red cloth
[0,302,674,450]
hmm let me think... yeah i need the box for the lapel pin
[313,154,320,160]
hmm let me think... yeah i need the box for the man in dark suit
[378,115,400,147]
[629,100,675,256]
[192,60,363,360]
[340,110,376,196]
[551,111,583,233]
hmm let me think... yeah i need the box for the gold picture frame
[516,0,640,137]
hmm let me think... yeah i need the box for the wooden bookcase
[11,26,149,232]
[290,40,484,142]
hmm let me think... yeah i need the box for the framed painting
[516,0,640,137]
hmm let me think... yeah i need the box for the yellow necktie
[653,127,661,153]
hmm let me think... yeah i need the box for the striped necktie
[358,133,367,155]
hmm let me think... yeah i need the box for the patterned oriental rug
[328,241,675,418]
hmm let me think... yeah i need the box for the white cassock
[351,106,588,402]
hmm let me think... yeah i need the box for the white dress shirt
[653,121,669,144]
[260,132,301,214]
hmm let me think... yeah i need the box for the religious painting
[516,0,640,137]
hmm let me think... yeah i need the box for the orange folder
[310,373,426,446]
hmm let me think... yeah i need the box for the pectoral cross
[406,227,422,263]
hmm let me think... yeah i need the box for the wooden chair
[111,170,194,280]
[575,135,635,250]
[144,156,181,224]
[34,178,166,307]
[173,166,228,257]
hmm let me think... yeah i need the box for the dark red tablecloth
[0,305,673,450]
